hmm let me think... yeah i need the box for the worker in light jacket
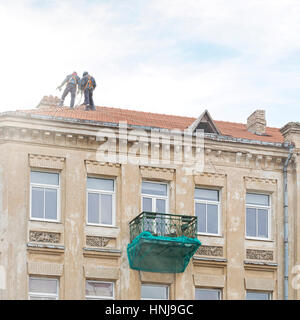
[57,72,81,109]
[79,71,96,111]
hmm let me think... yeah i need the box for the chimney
[247,110,266,135]
[37,95,61,109]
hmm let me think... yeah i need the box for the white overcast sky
[1,0,300,128]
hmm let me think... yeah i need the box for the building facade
[0,97,300,300]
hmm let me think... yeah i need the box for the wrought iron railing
[129,211,198,242]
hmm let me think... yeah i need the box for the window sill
[86,223,118,229]
[197,233,223,238]
[245,237,274,242]
[29,218,61,224]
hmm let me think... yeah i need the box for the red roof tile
[17,105,284,143]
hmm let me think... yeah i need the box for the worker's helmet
[83,71,88,76]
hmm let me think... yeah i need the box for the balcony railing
[129,211,198,242]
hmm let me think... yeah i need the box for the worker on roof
[57,71,81,109]
[79,71,96,111]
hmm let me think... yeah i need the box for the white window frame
[194,188,221,236]
[86,177,116,227]
[141,284,169,300]
[141,181,169,213]
[246,290,272,300]
[28,276,59,300]
[30,171,60,223]
[85,280,115,300]
[245,192,271,241]
[195,288,222,300]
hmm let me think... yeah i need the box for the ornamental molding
[140,166,175,173]
[203,147,287,171]
[244,176,277,185]
[140,165,175,181]
[196,245,223,257]
[246,249,274,261]
[29,154,65,170]
[29,231,61,244]
[86,235,112,247]
[194,172,226,179]
[85,160,121,168]
[27,261,63,276]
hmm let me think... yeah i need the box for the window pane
[86,281,113,298]
[142,197,152,212]
[29,278,57,294]
[141,285,168,300]
[195,203,206,233]
[142,182,167,196]
[31,171,59,186]
[31,187,44,219]
[246,193,269,206]
[195,289,221,300]
[45,188,57,220]
[246,291,270,300]
[246,207,257,237]
[88,193,99,224]
[156,199,166,213]
[87,177,114,191]
[258,209,268,238]
[207,204,218,234]
[101,194,113,225]
[195,188,219,201]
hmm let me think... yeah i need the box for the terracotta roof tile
[17,105,284,143]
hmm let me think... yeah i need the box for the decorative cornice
[140,166,175,173]
[29,154,65,170]
[27,261,64,276]
[85,160,121,168]
[244,176,277,185]
[280,122,300,137]
[195,172,226,179]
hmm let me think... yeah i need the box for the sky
[1,0,300,128]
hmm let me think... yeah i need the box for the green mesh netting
[127,231,201,273]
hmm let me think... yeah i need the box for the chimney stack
[247,110,266,135]
[37,95,61,109]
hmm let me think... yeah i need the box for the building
[0,96,299,300]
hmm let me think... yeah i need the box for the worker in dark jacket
[80,71,96,111]
[57,72,81,108]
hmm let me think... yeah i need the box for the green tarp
[127,231,201,273]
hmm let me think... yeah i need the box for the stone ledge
[27,243,65,250]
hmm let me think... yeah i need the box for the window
[246,193,270,239]
[30,171,60,221]
[85,280,114,300]
[246,291,272,300]
[141,181,168,236]
[195,288,222,300]
[141,284,169,300]
[141,181,168,213]
[28,277,59,300]
[194,188,220,235]
[86,177,115,226]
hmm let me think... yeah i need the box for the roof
[14,105,284,143]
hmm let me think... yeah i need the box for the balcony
[127,212,201,273]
